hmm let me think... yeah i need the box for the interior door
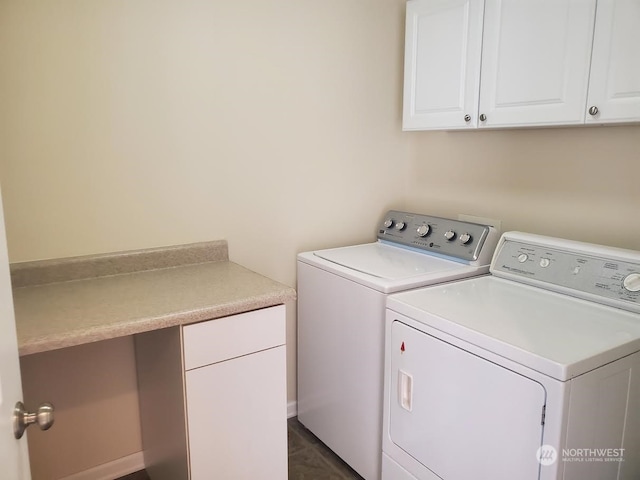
[389,320,545,480]
[0,186,31,479]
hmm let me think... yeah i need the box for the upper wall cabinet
[586,0,640,124]
[402,0,484,129]
[403,0,640,130]
[479,0,596,128]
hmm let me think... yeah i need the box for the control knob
[395,221,406,231]
[444,230,456,241]
[383,219,393,229]
[623,273,640,292]
[417,224,430,237]
[459,233,472,245]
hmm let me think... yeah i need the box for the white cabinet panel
[478,0,596,127]
[586,0,640,124]
[403,0,484,130]
[186,345,288,480]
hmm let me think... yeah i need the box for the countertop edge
[18,287,296,357]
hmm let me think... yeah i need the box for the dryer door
[389,320,546,480]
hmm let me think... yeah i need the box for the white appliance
[297,210,500,480]
[383,232,640,480]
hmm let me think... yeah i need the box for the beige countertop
[11,241,296,356]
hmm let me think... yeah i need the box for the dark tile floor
[118,417,363,480]
[288,417,363,480]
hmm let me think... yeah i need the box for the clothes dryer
[383,232,640,480]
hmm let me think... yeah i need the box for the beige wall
[404,126,640,250]
[0,0,408,477]
[1,0,639,478]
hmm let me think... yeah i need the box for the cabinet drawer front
[183,305,285,370]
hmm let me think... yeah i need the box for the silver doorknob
[464,114,471,122]
[13,401,54,439]
[588,106,599,116]
[479,113,487,122]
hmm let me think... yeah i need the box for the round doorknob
[588,106,599,116]
[479,114,487,122]
[464,114,471,122]
[13,402,55,439]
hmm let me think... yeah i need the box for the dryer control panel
[377,211,498,264]
[492,232,640,313]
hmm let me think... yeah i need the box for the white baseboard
[60,452,145,480]
[287,400,298,418]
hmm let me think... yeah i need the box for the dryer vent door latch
[398,370,413,412]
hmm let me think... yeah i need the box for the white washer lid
[313,242,463,280]
[387,276,640,381]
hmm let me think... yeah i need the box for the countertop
[11,240,296,356]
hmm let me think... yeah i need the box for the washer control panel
[377,210,497,263]
[492,233,640,312]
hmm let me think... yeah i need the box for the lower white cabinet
[135,305,288,480]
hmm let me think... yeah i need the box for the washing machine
[383,231,640,480]
[296,210,500,480]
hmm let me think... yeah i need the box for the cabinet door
[185,345,288,480]
[586,0,640,124]
[402,0,484,130]
[479,0,596,128]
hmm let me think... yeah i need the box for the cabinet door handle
[464,114,471,122]
[588,106,599,116]
[479,113,487,122]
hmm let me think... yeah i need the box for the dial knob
[444,230,456,241]
[623,273,640,292]
[459,233,472,245]
[395,221,406,231]
[417,224,430,237]
[517,253,528,263]
[383,219,393,228]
